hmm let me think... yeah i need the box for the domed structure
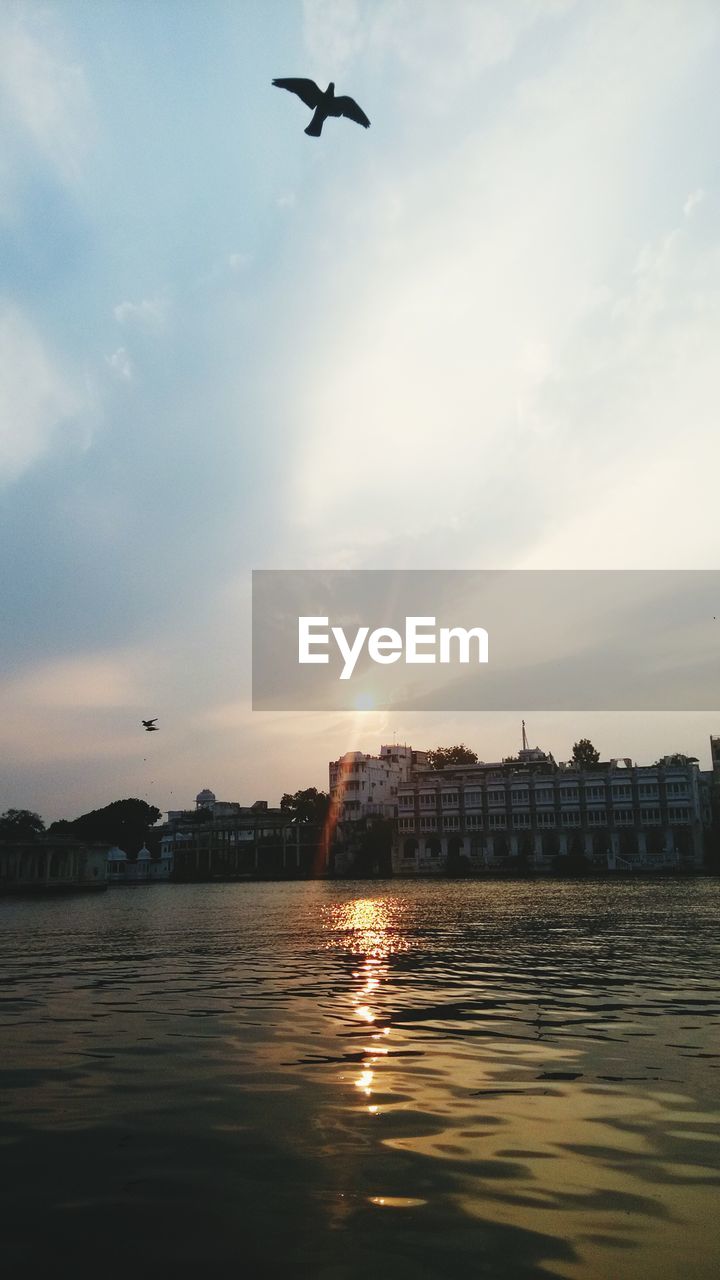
[107,846,128,881]
[196,788,216,810]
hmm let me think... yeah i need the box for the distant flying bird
[272,79,370,137]
[142,719,159,731]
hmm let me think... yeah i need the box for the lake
[1,878,719,1278]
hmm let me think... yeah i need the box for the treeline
[0,800,162,857]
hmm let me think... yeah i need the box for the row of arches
[400,827,697,866]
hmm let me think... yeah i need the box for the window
[489,813,507,829]
[441,791,459,808]
[587,809,607,826]
[535,788,554,805]
[512,812,530,828]
[668,807,690,824]
[560,787,579,802]
[398,794,414,810]
[667,782,688,798]
[419,792,437,808]
[488,790,505,807]
[443,815,460,831]
[398,817,415,832]
[640,808,661,825]
[612,786,632,802]
[638,783,658,799]
[585,784,605,800]
[613,809,634,825]
[561,811,581,827]
[464,790,482,809]
[465,815,483,830]
[511,790,529,806]
[537,812,555,828]
[420,815,437,831]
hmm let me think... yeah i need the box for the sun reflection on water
[321,897,413,1114]
[321,896,413,959]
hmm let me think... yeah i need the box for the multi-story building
[710,736,720,784]
[160,794,329,879]
[329,744,427,825]
[392,743,707,875]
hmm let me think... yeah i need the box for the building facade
[160,795,328,879]
[107,844,174,883]
[0,839,109,893]
[393,746,707,875]
[329,744,427,825]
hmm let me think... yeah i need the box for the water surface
[2,879,719,1277]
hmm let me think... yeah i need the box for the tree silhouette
[47,799,161,854]
[280,788,330,825]
[571,738,600,768]
[426,744,478,770]
[0,809,45,841]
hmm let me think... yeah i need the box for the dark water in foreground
[1,879,719,1279]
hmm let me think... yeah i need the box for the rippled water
[2,879,719,1278]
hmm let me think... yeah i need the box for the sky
[1,0,719,823]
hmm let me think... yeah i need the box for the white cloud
[0,301,81,482]
[0,4,92,210]
[228,251,252,272]
[113,297,167,330]
[106,346,133,380]
[683,187,705,217]
[0,648,156,770]
[276,191,297,209]
[286,1,720,571]
[303,0,576,87]
[303,0,365,70]
[520,207,720,568]
[7,653,143,711]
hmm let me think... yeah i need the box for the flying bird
[272,79,370,137]
[142,719,159,731]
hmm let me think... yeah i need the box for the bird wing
[328,95,370,127]
[142,718,157,726]
[272,78,323,109]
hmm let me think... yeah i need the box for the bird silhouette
[142,719,159,731]
[273,79,370,137]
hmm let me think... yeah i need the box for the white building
[168,789,242,821]
[106,843,174,884]
[393,745,707,875]
[329,744,427,825]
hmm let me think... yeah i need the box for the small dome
[107,846,127,862]
[196,788,216,808]
[136,845,152,861]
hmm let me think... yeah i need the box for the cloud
[285,1,720,571]
[228,251,252,272]
[113,297,168,330]
[0,4,92,212]
[0,650,146,773]
[276,191,297,209]
[0,301,81,483]
[106,346,133,380]
[303,0,576,87]
[302,0,366,70]
[683,187,705,217]
[520,204,720,568]
[4,653,143,711]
